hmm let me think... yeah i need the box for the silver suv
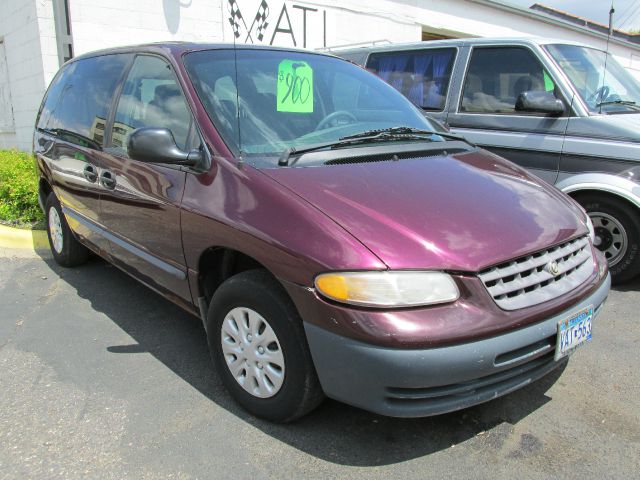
[337,37,640,283]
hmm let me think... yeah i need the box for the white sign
[224,0,329,49]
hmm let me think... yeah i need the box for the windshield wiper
[278,138,383,166]
[278,131,449,167]
[596,99,639,108]
[339,126,465,142]
[278,127,469,167]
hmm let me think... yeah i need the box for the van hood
[262,149,588,272]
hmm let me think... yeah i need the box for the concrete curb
[0,225,49,256]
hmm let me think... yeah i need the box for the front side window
[366,48,456,111]
[111,55,192,153]
[184,49,434,164]
[37,54,131,148]
[461,47,558,114]
[545,44,640,114]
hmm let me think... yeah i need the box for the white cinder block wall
[68,0,225,57]
[0,0,56,151]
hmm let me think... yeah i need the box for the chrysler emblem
[546,261,560,276]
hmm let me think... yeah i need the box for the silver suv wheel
[220,307,285,398]
[589,211,628,267]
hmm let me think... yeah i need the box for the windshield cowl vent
[324,148,467,166]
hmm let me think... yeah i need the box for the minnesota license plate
[555,306,593,360]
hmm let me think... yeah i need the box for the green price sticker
[543,70,555,92]
[277,59,314,113]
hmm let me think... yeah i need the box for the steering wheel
[587,85,610,105]
[315,110,358,131]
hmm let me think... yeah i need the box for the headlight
[314,271,459,308]
[585,214,595,243]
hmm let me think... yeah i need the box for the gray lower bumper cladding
[304,274,610,417]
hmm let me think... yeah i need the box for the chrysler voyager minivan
[35,43,609,422]
[337,38,640,284]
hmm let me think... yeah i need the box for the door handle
[83,164,98,183]
[100,170,116,190]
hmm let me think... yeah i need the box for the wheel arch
[563,178,640,282]
[38,177,53,212]
[196,246,271,304]
[557,173,640,211]
[566,186,640,212]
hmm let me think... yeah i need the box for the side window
[37,54,131,148]
[111,55,192,153]
[366,48,456,111]
[460,47,557,114]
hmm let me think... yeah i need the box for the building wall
[66,0,420,55]
[3,0,640,151]
[0,0,57,151]
[67,0,225,57]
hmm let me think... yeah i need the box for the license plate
[555,306,593,360]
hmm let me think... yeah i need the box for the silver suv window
[461,47,558,114]
[546,43,640,114]
[365,48,456,111]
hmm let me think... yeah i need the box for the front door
[99,54,195,303]
[447,45,569,184]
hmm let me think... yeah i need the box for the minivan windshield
[184,49,442,161]
[546,43,640,114]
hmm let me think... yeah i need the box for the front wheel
[206,269,324,422]
[576,193,640,284]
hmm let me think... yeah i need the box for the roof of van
[331,37,599,55]
[67,42,334,64]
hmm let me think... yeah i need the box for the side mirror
[127,128,203,166]
[515,91,565,116]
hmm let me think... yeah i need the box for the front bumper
[303,273,610,417]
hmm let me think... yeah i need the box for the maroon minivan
[34,43,610,422]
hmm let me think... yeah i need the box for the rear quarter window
[366,48,456,111]
[37,54,132,148]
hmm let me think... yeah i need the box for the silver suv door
[447,45,570,184]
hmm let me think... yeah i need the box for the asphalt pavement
[0,251,639,479]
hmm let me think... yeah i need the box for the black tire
[575,193,640,284]
[45,193,89,267]
[206,269,324,422]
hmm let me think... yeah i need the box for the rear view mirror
[515,91,565,116]
[127,128,203,166]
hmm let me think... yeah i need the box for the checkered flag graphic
[227,0,243,38]
[254,1,270,42]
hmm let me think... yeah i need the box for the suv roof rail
[316,39,392,52]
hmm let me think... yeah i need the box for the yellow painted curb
[0,224,49,251]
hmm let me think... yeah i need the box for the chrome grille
[478,236,594,310]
